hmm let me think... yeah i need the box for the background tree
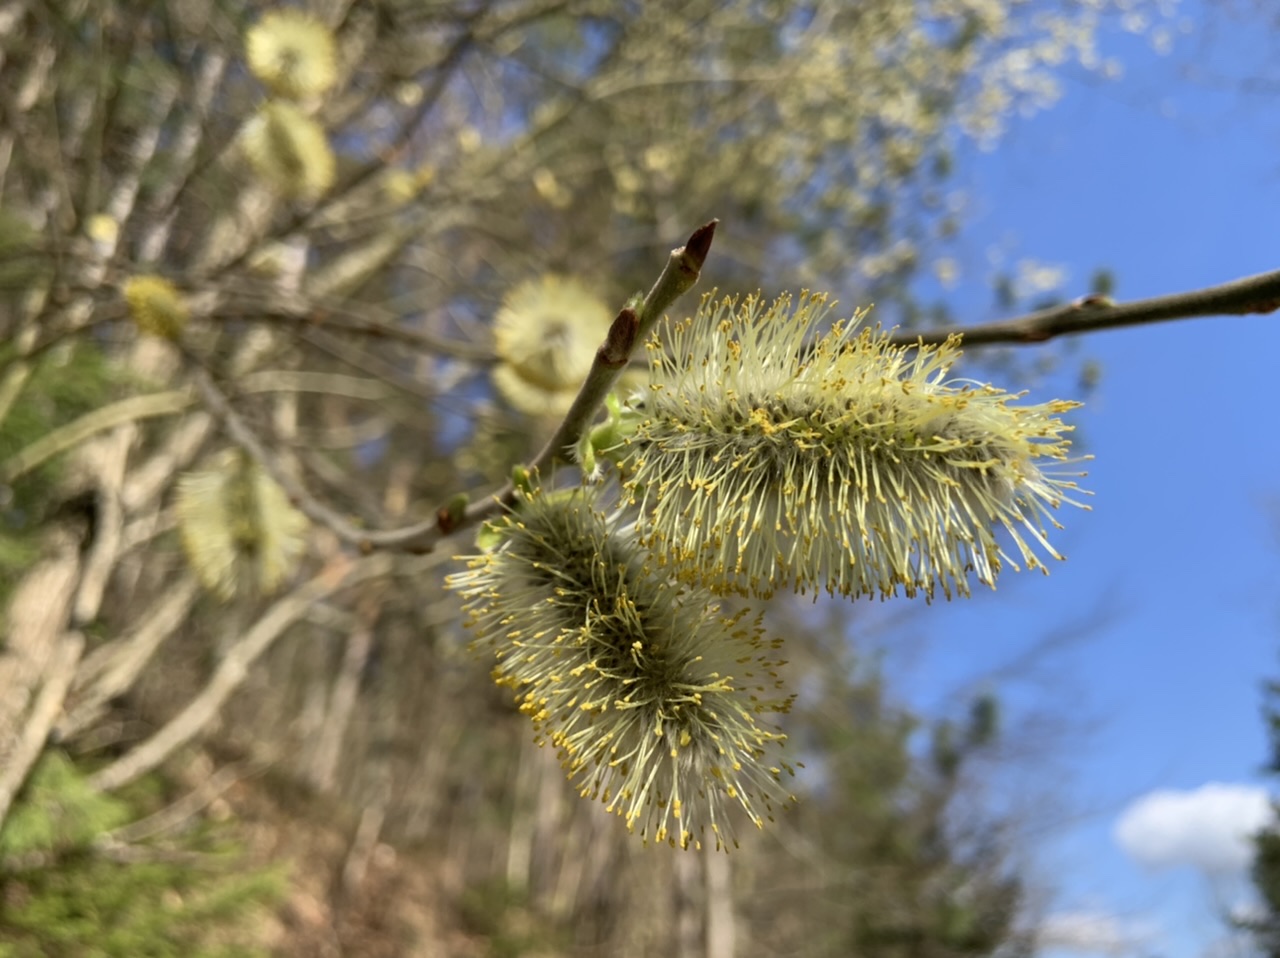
[5,1,1275,955]
[1244,673,1280,955]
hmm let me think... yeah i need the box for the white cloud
[1114,782,1272,872]
[1037,909,1155,956]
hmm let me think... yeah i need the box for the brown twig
[190,223,717,555]
[186,363,378,552]
[104,760,256,844]
[887,267,1280,348]
[90,552,394,792]
[368,220,718,554]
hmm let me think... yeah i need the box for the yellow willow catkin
[241,100,335,199]
[491,275,613,415]
[245,9,338,101]
[122,275,188,339]
[175,450,308,599]
[619,291,1090,602]
[446,487,796,850]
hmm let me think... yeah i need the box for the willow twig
[370,220,718,553]
[887,267,1280,348]
[186,363,377,551]
[193,222,716,555]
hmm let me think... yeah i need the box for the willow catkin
[447,487,796,850]
[619,291,1090,601]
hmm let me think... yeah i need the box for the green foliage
[0,752,283,958]
[755,650,1025,958]
[1245,680,1280,956]
[458,879,568,958]
[0,753,130,858]
[0,342,121,617]
[1250,826,1280,958]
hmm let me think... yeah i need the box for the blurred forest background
[1,0,1258,956]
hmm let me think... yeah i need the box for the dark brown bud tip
[436,504,457,534]
[682,220,718,271]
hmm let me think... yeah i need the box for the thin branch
[187,222,716,555]
[227,299,496,363]
[60,577,201,740]
[369,220,718,553]
[186,362,377,551]
[297,328,443,405]
[887,267,1280,348]
[0,632,84,828]
[635,219,718,341]
[306,594,379,794]
[0,389,192,483]
[339,804,386,899]
[104,760,256,844]
[89,552,394,792]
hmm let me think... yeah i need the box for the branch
[635,219,718,340]
[104,760,255,844]
[190,222,715,554]
[0,390,192,483]
[888,267,1280,348]
[226,298,496,363]
[60,577,201,740]
[186,362,378,551]
[90,552,394,792]
[0,633,84,828]
[371,220,718,553]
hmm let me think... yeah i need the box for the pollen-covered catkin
[490,275,613,415]
[619,291,1090,601]
[446,487,796,850]
[175,449,308,599]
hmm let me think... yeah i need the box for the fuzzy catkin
[490,275,613,415]
[619,291,1090,601]
[447,488,796,850]
[245,10,338,101]
[175,450,308,599]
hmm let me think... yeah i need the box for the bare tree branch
[104,760,257,845]
[60,577,202,740]
[0,390,192,483]
[370,220,719,553]
[187,221,718,555]
[185,362,378,550]
[888,266,1280,348]
[90,552,394,792]
[0,633,83,828]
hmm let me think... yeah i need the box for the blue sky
[863,5,1280,956]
